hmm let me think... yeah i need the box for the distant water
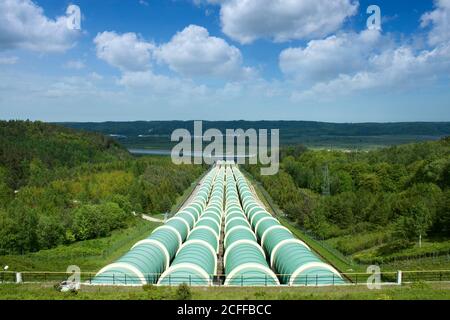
[128,149,172,156]
[128,148,255,158]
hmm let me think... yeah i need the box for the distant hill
[59,121,450,137]
[58,121,450,150]
[0,120,129,188]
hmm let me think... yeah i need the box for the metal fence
[1,270,449,287]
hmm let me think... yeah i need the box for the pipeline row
[92,163,344,286]
[92,166,219,285]
[223,165,279,286]
[232,166,344,286]
[158,166,225,286]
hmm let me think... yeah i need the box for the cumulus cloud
[154,25,254,79]
[198,0,358,44]
[95,25,254,81]
[94,31,154,72]
[280,29,382,82]
[292,43,450,101]
[280,0,450,102]
[0,0,80,52]
[421,0,450,46]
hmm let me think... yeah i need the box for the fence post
[305,274,308,286]
[125,274,127,285]
[316,274,318,287]
[265,275,267,287]
[16,272,22,284]
[355,274,358,285]
[113,274,115,285]
[189,275,191,286]
[397,271,402,285]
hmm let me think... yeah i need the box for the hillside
[58,121,450,150]
[0,120,129,189]
[59,121,450,137]
[0,121,205,256]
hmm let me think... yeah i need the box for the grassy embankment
[0,282,449,300]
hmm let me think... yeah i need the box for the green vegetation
[1,282,449,300]
[0,220,160,272]
[175,283,192,300]
[245,137,450,270]
[0,120,129,189]
[0,121,205,256]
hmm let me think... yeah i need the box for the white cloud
[64,59,85,70]
[94,31,154,72]
[0,0,80,52]
[0,56,19,65]
[154,25,254,79]
[200,0,358,44]
[276,0,450,102]
[421,0,450,46]
[139,0,149,6]
[280,29,382,82]
[292,43,450,101]
[94,25,255,82]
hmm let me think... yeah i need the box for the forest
[0,121,204,255]
[245,138,450,264]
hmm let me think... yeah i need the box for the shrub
[72,202,126,241]
[175,283,192,300]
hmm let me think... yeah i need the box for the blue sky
[0,0,449,122]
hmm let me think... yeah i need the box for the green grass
[326,231,390,256]
[357,240,450,261]
[0,219,161,273]
[0,282,449,300]
[382,256,450,272]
